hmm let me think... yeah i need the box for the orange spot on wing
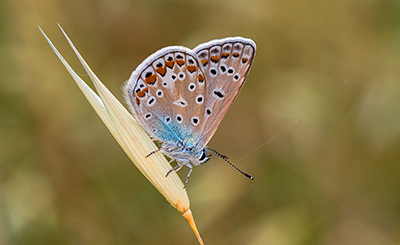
[176,59,185,66]
[221,53,229,58]
[165,60,175,68]
[156,66,166,76]
[211,55,220,63]
[145,74,157,84]
[201,59,208,66]
[137,87,148,97]
[232,52,239,57]
[187,65,197,73]
[198,73,204,83]
[135,97,140,105]
[242,57,248,63]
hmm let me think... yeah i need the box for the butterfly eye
[198,149,210,164]
[199,151,206,161]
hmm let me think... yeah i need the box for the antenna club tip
[244,173,254,180]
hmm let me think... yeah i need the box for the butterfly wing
[193,37,256,148]
[124,46,207,147]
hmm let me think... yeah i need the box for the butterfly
[124,37,256,187]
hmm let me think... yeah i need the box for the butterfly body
[124,37,256,185]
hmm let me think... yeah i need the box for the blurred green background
[1,0,400,244]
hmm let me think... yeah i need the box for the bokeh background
[1,0,400,244]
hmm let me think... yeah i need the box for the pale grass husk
[39,25,203,245]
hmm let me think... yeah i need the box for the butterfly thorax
[161,141,210,166]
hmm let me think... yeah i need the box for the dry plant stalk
[39,25,203,245]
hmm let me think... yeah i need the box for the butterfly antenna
[208,148,254,180]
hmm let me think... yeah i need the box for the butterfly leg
[184,164,193,188]
[146,148,162,158]
[165,163,183,177]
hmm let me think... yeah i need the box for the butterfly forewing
[193,37,256,148]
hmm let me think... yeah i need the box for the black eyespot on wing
[188,83,196,92]
[191,117,199,125]
[196,95,203,104]
[220,65,227,73]
[210,68,217,75]
[213,90,224,98]
[148,97,155,105]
